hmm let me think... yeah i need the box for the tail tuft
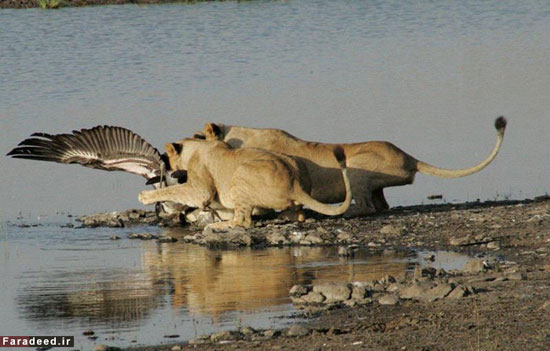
[495,116,507,132]
[333,146,346,168]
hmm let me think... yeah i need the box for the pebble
[287,325,310,337]
[378,294,399,305]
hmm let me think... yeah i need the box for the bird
[6,125,187,215]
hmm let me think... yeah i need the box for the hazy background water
[1,0,550,220]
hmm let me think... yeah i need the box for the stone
[301,291,325,304]
[93,345,120,351]
[210,330,240,342]
[266,231,289,245]
[110,235,120,240]
[313,283,351,303]
[263,330,279,338]
[128,233,157,240]
[378,294,399,305]
[351,285,368,300]
[507,272,527,281]
[336,231,352,242]
[450,236,473,246]
[239,326,256,336]
[287,325,310,337]
[188,335,210,345]
[185,209,216,227]
[304,233,324,244]
[464,259,485,273]
[289,284,309,297]
[157,235,178,243]
[83,329,95,336]
[380,225,403,236]
[422,283,453,302]
[399,282,430,300]
[203,227,253,247]
[447,286,467,299]
[171,346,182,351]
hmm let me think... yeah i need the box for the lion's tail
[293,146,352,216]
[416,116,507,178]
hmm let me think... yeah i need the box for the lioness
[196,117,507,216]
[138,139,352,229]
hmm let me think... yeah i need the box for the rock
[203,227,253,247]
[313,283,351,303]
[301,291,325,304]
[378,294,399,305]
[386,283,402,293]
[380,225,404,236]
[128,233,157,240]
[157,235,178,243]
[351,285,369,300]
[487,241,501,250]
[93,345,120,351]
[507,272,527,281]
[163,334,180,338]
[263,330,279,338]
[304,233,324,245]
[399,282,430,300]
[287,325,310,337]
[447,286,467,299]
[413,265,423,279]
[424,254,435,262]
[171,346,182,351]
[210,330,240,342]
[266,231,289,245]
[450,236,473,246]
[289,284,309,297]
[83,329,95,336]
[185,209,217,227]
[336,231,353,242]
[110,235,120,240]
[464,259,485,273]
[239,327,256,336]
[188,335,210,345]
[422,283,453,302]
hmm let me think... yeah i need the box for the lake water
[0,1,548,348]
[1,0,550,221]
[0,222,471,349]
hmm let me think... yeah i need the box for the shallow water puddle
[1,223,471,349]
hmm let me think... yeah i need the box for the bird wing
[7,125,163,180]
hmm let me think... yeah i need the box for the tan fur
[198,117,507,216]
[138,139,352,229]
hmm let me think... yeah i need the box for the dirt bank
[1,0,217,9]
[90,195,550,351]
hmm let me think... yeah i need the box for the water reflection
[142,241,410,317]
[18,232,465,327]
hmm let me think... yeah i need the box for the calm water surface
[0,2,548,348]
[1,0,550,220]
[0,222,471,349]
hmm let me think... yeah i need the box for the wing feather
[7,126,163,180]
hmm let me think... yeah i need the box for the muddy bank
[89,195,550,351]
[1,0,224,9]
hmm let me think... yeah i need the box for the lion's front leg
[138,183,213,209]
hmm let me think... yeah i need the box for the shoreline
[0,0,223,9]
[57,195,550,351]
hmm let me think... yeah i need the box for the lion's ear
[203,123,222,140]
[165,142,182,157]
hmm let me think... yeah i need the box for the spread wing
[7,125,163,180]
